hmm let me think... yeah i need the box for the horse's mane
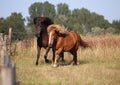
[47,24,68,34]
[33,17,54,26]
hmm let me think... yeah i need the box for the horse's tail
[79,36,90,48]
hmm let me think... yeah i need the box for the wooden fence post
[4,55,16,85]
[0,33,3,64]
[0,33,10,85]
[1,65,12,85]
[8,28,12,55]
[0,28,16,85]
[0,33,6,65]
[9,28,12,43]
[0,28,12,64]
[1,56,16,85]
[0,33,4,85]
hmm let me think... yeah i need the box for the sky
[0,0,120,23]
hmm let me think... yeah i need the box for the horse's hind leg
[36,46,41,65]
[60,52,65,62]
[44,47,51,63]
[71,51,77,65]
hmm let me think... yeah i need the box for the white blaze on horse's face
[48,31,55,47]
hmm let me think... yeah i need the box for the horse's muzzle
[48,43,53,48]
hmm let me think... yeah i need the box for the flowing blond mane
[47,24,68,34]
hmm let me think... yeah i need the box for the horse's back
[64,32,78,44]
[67,32,79,42]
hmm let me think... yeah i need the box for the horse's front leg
[36,46,41,65]
[52,48,55,66]
[44,47,51,63]
[53,48,62,67]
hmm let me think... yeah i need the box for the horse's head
[33,17,54,37]
[47,24,68,47]
[34,18,43,37]
[48,29,57,47]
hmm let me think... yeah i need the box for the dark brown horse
[33,17,64,65]
[47,24,89,67]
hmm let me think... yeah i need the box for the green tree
[112,20,120,33]
[28,1,56,26]
[27,1,112,35]
[57,3,71,15]
[106,27,116,34]
[91,12,109,29]
[91,26,104,35]
[5,12,26,40]
[71,8,91,33]
[43,1,56,19]
[0,18,8,34]
[27,2,43,26]
[71,8,110,34]
[55,3,71,27]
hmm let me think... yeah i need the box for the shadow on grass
[58,60,90,67]
[39,59,90,67]
[78,60,90,65]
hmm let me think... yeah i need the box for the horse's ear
[33,17,38,25]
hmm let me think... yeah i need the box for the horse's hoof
[45,59,51,63]
[36,62,38,65]
[60,59,65,63]
[52,64,58,68]
[71,62,77,65]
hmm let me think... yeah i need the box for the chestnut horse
[33,17,64,65]
[47,24,89,67]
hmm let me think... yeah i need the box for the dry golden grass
[11,34,120,85]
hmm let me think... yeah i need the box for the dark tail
[79,38,89,48]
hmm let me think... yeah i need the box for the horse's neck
[42,31,48,37]
[38,30,48,47]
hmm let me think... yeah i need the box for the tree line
[0,1,120,40]
[0,13,26,40]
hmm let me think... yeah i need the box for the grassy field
[12,34,120,85]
